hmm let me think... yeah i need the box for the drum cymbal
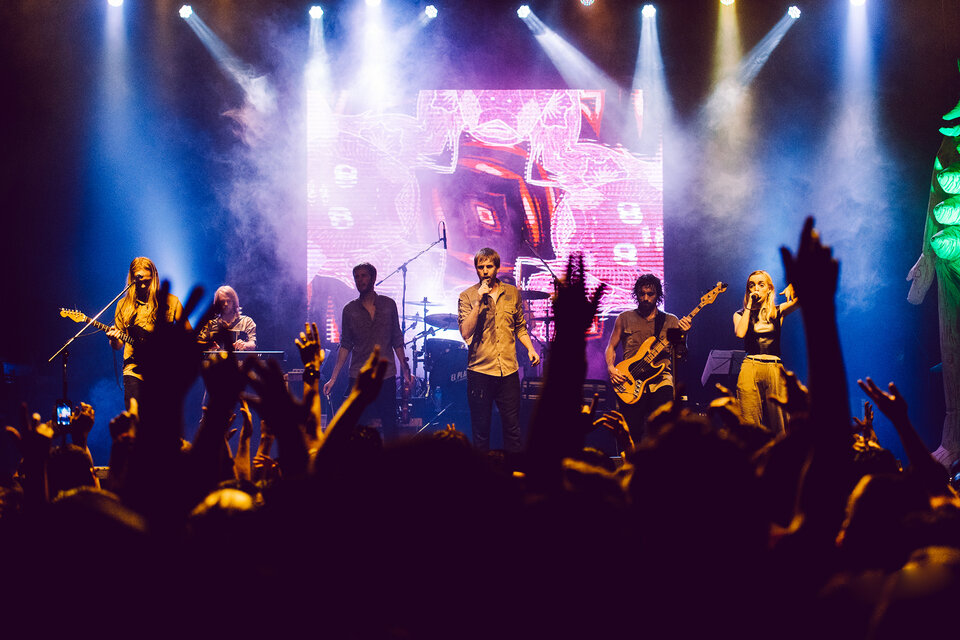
[520,290,550,300]
[405,298,443,307]
[425,313,459,330]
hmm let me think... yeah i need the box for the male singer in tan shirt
[458,247,540,452]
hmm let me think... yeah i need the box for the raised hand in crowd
[123,282,215,522]
[316,346,388,461]
[593,409,634,455]
[234,399,254,483]
[295,321,324,369]
[138,281,215,407]
[295,322,325,446]
[770,369,812,426]
[857,377,948,495]
[186,350,251,498]
[851,400,876,442]
[526,253,607,486]
[780,216,848,434]
[17,403,54,506]
[551,252,607,340]
[252,418,278,484]
[109,397,139,445]
[245,357,309,479]
[68,402,95,451]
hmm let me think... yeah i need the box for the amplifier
[520,377,614,409]
[202,350,286,360]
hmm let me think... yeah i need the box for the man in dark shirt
[323,262,411,442]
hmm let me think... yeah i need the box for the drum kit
[400,298,466,418]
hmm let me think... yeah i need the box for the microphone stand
[48,280,137,422]
[523,239,561,371]
[377,237,445,379]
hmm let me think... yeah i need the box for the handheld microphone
[441,222,447,250]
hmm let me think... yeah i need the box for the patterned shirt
[198,315,257,350]
[340,294,404,379]
[458,282,529,377]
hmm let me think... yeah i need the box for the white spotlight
[309,5,323,19]
[641,4,656,17]
[580,0,596,6]
[365,0,381,6]
[425,4,438,18]
[851,0,866,5]
[107,0,124,7]
[178,4,193,19]
[788,5,801,18]
[517,5,531,18]
[720,0,734,5]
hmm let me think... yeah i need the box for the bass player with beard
[605,274,690,445]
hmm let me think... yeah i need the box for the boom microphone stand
[49,279,137,425]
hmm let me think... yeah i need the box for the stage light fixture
[851,0,866,5]
[641,4,656,17]
[517,5,531,19]
[107,0,124,7]
[178,5,192,19]
[720,0,734,5]
[580,0,596,6]
[309,5,323,19]
[425,4,438,18]
[365,0,381,6]
[788,6,800,18]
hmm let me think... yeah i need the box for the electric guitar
[612,281,727,405]
[59,308,136,345]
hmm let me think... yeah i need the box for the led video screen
[306,89,663,346]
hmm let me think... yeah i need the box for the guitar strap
[653,310,666,341]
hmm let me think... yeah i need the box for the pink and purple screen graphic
[306,89,663,344]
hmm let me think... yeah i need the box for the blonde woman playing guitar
[605,274,691,445]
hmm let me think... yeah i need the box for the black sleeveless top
[742,307,782,357]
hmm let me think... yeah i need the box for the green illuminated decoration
[907,63,960,467]
[933,195,960,225]
[932,225,960,262]
[937,161,960,194]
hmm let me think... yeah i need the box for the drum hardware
[424,313,459,330]
[520,290,550,300]
[404,297,443,308]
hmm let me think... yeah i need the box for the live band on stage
[59,248,794,453]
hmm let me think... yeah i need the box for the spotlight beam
[179,10,276,114]
[520,11,620,96]
[702,9,799,127]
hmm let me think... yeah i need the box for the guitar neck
[645,302,703,361]
[86,317,133,344]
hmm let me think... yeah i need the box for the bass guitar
[613,281,727,405]
[59,308,136,345]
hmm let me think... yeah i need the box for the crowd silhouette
[3,218,959,639]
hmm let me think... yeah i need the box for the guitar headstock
[700,282,728,305]
[60,308,87,323]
